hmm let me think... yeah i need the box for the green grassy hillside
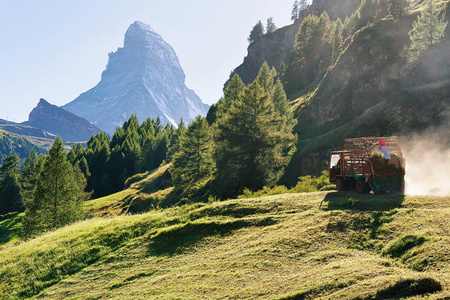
[0,191,448,299]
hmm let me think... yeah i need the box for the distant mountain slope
[23,99,101,143]
[0,118,56,150]
[0,118,56,141]
[0,129,46,163]
[63,21,209,134]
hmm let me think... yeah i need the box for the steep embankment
[281,3,450,181]
[228,0,360,86]
[0,191,448,299]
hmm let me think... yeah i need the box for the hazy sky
[0,0,310,122]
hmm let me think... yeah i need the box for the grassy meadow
[0,190,448,299]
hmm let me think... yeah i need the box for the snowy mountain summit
[63,21,209,134]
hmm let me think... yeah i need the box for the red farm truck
[329,137,406,194]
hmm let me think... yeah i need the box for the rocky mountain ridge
[23,99,101,143]
[63,21,209,134]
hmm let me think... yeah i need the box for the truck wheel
[336,178,345,191]
[356,179,370,194]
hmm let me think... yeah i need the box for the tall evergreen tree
[217,74,246,119]
[256,61,275,93]
[167,119,187,162]
[206,103,219,125]
[299,0,309,11]
[214,81,296,198]
[21,150,44,208]
[388,0,408,20]
[248,20,264,43]
[266,17,277,33]
[22,137,84,237]
[292,0,300,21]
[171,116,213,188]
[409,0,448,61]
[0,154,23,214]
[287,13,330,92]
[271,79,295,130]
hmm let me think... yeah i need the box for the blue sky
[0,0,310,122]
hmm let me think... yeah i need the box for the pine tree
[256,61,275,93]
[248,21,264,43]
[206,103,219,125]
[217,74,246,119]
[388,0,408,20]
[214,81,296,198]
[271,79,295,130]
[22,137,84,237]
[287,13,329,91]
[409,0,448,61]
[266,17,277,33]
[21,150,44,207]
[167,119,187,162]
[292,0,300,21]
[0,154,23,214]
[171,116,213,188]
[86,132,111,197]
[299,0,309,11]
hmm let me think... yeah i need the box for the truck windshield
[330,154,340,168]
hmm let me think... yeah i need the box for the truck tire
[356,179,370,194]
[336,178,345,191]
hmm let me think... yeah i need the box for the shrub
[238,171,330,198]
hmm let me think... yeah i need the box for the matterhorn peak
[63,21,209,134]
[124,21,160,48]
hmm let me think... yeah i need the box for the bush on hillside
[238,171,330,199]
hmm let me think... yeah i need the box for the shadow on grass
[365,277,442,299]
[320,191,405,212]
[0,213,23,245]
[147,217,277,256]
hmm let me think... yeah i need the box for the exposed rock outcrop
[228,0,361,86]
[23,98,101,142]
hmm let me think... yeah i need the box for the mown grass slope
[0,191,448,299]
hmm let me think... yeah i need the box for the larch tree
[216,74,246,120]
[214,80,296,199]
[171,116,213,188]
[248,20,264,43]
[266,17,277,33]
[388,0,408,20]
[291,0,300,22]
[0,154,23,214]
[256,61,275,93]
[22,137,85,238]
[409,0,448,61]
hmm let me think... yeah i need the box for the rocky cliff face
[283,4,450,180]
[228,0,361,86]
[63,21,209,134]
[23,98,101,142]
